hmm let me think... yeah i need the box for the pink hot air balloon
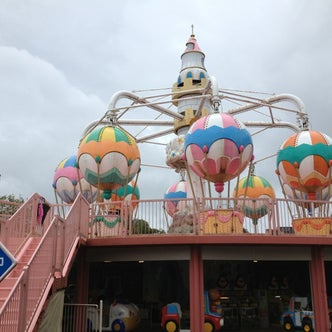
[53,155,98,204]
[53,155,81,204]
[164,180,187,217]
[184,113,254,193]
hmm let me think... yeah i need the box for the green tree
[132,219,165,234]
[0,194,24,221]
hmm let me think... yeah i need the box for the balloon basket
[199,209,244,234]
[292,217,331,235]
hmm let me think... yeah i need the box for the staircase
[0,193,89,332]
[0,237,40,308]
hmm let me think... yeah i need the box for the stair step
[0,277,17,288]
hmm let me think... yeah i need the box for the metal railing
[0,193,54,255]
[88,197,332,237]
[63,301,103,332]
[1,193,331,330]
[0,193,89,332]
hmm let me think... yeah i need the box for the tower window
[177,77,184,87]
[186,72,193,78]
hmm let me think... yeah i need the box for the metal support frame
[82,89,308,142]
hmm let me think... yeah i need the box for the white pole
[99,300,103,332]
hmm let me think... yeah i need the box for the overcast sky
[0,0,332,203]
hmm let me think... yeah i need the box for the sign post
[0,242,17,282]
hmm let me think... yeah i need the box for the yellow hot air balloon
[77,126,141,200]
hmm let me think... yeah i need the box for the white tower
[172,29,213,135]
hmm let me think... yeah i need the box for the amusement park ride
[52,27,332,234]
[2,27,332,332]
[52,30,332,332]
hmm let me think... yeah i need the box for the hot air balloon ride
[276,130,332,234]
[53,155,98,205]
[164,180,188,217]
[52,155,97,204]
[164,180,195,233]
[282,181,332,203]
[53,155,80,204]
[233,173,275,233]
[77,125,141,200]
[184,113,253,234]
[77,126,141,236]
[92,181,141,235]
[80,177,98,203]
[108,181,140,211]
[184,113,254,195]
[166,135,186,172]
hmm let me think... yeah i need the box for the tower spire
[191,24,195,37]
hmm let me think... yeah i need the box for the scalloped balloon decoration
[233,175,275,223]
[184,113,254,193]
[77,126,141,199]
[276,130,332,200]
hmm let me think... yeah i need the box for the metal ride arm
[106,90,183,120]
[225,93,308,131]
[81,90,309,141]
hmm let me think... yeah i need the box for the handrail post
[99,300,103,332]
[3,222,8,246]
[52,218,59,274]
[18,266,29,331]
[267,198,275,235]
[31,195,38,235]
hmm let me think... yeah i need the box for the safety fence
[88,197,332,237]
[63,302,103,332]
[0,193,54,255]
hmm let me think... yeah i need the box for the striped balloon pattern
[184,113,254,193]
[281,181,332,212]
[53,155,98,203]
[164,180,187,217]
[108,181,140,210]
[276,130,332,200]
[77,126,141,199]
[233,175,275,223]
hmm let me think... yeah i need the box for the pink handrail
[0,193,89,332]
[0,193,54,255]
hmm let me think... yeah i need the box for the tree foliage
[132,219,165,234]
[0,194,24,221]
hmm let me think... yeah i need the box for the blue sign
[0,242,17,281]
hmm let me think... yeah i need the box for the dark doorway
[204,260,311,330]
